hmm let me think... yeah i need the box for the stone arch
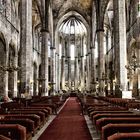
[55,10,91,53]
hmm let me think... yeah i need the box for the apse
[58,16,87,91]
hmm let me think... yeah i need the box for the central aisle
[38,97,92,140]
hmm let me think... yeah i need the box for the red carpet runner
[38,97,92,140]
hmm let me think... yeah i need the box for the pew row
[0,124,26,140]
[9,110,46,125]
[107,132,140,140]
[0,114,40,131]
[102,123,140,140]
[93,114,140,124]
[0,135,11,140]
[96,117,140,132]
[89,110,133,118]
[0,118,33,138]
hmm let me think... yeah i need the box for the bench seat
[102,123,140,140]
[96,117,140,132]
[107,132,140,140]
[0,124,26,140]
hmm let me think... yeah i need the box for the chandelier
[125,50,140,72]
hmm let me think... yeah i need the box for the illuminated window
[70,44,75,60]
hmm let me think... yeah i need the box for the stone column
[40,30,49,96]
[114,0,127,97]
[136,42,140,96]
[90,47,96,93]
[85,54,89,91]
[67,39,71,91]
[97,30,105,96]
[35,66,39,96]
[4,46,9,97]
[88,52,92,92]
[13,55,18,97]
[61,38,65,90]
[20,0,33,96]
[132,73,138,96]
[50,47,56,95]
[55,53,58,92]
[74,56,79,90]
[80,37,85,92]
[74,44,79,90]
[110,34,114,95]
[67,56,71,90]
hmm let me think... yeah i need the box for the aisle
[38,97,92,140]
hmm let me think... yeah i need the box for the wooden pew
[102,123,140,140]
[107,132,140,140]
[0,124,26,140]
[89,111,133,118]
[0,114,41,131]
[0,118,34,137]
[93,114,140,124]
[96,117,140,132]
[23,106,52,114]
[88,106,128,114]
[12,108,49,118]
[0,135,11,140]
[9,110,45,125]
[1,102,24,110]
[31,103,57,114]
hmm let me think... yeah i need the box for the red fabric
[38,97,92,140]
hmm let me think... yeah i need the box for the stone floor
[84,115,100,140]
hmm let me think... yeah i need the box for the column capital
[50,47,56,50]
[61,55,65,58]
[40,28,49,33]
[55,53,59,56]
[96,29,104,33]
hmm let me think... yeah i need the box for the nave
[38,97,92,140]
[2,93,140,140]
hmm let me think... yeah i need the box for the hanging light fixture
[125,49,140,72]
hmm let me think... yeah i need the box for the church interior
[0,0,140,140]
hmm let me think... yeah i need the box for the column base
[122,91,132,99]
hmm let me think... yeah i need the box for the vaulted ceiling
[52,0,92,24]
[32,0,113,32]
